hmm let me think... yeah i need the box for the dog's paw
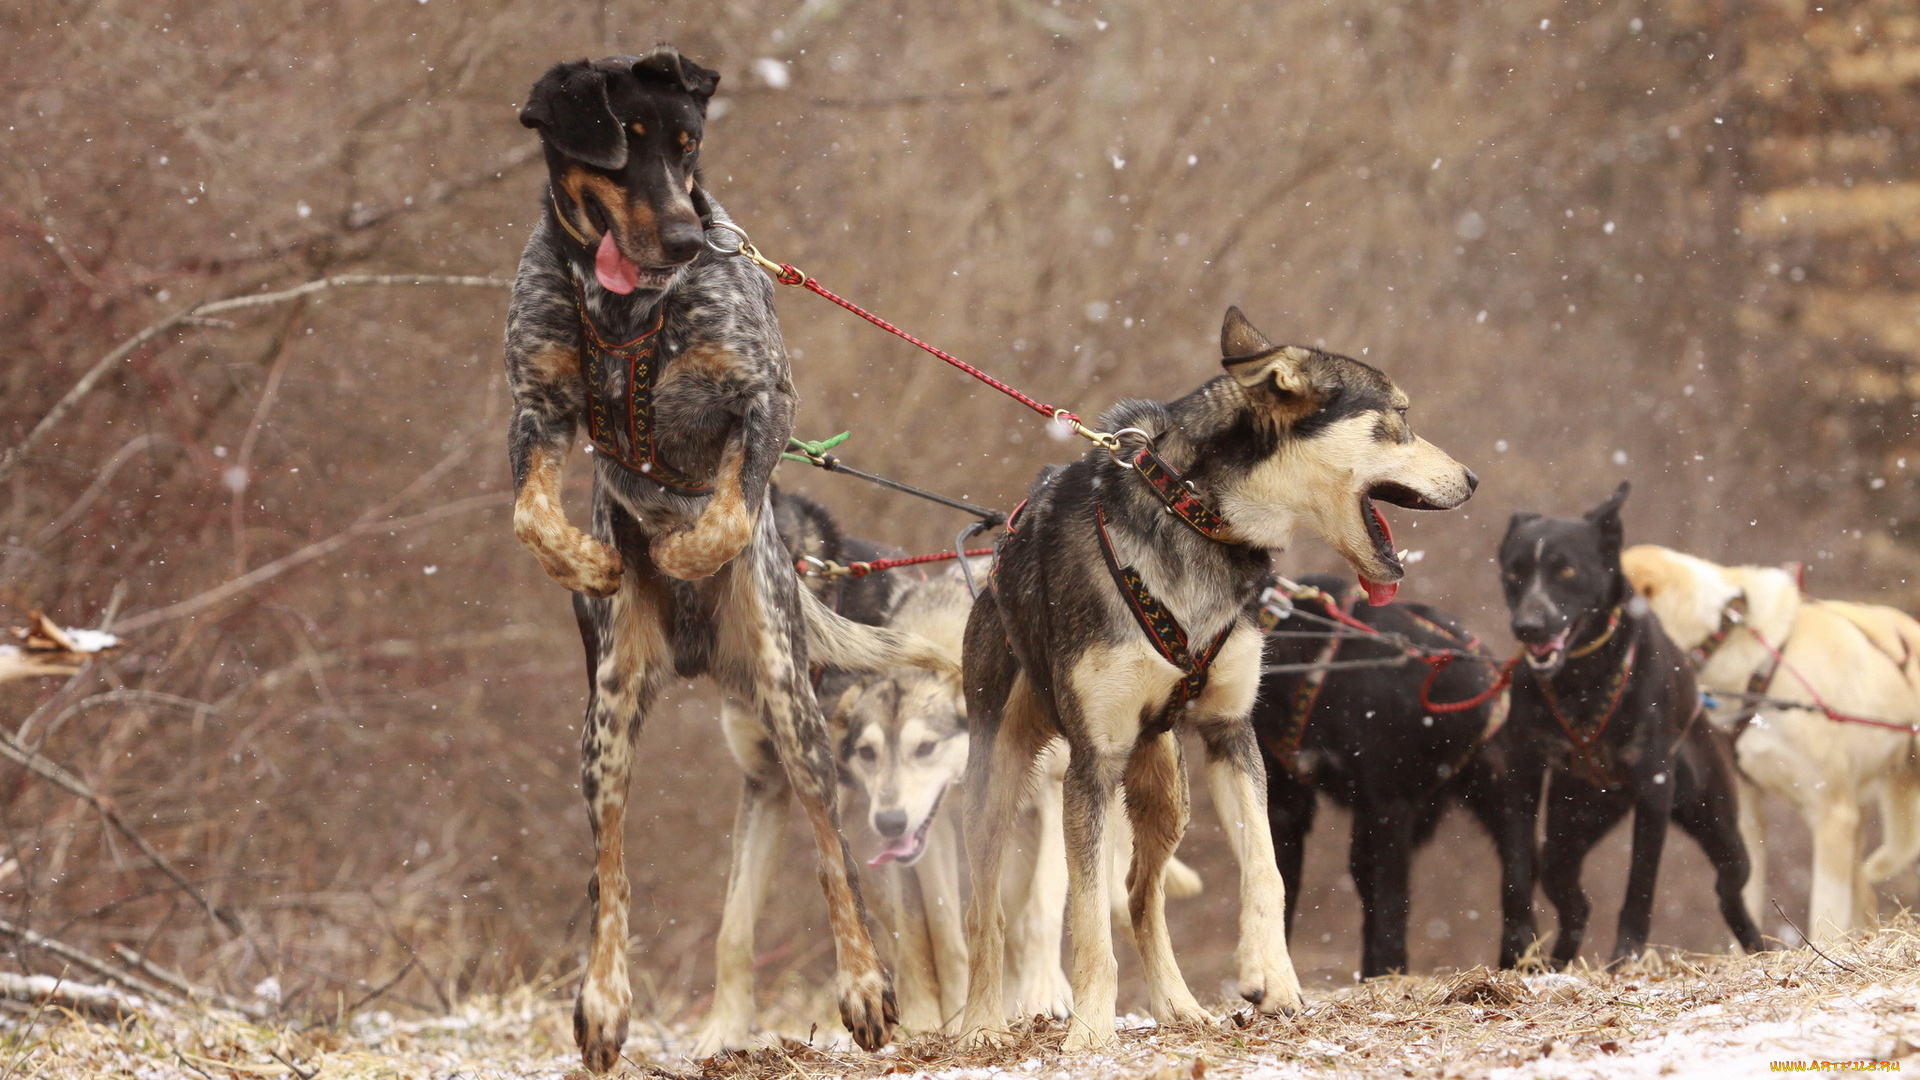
[573,982,632,1073]
[687,1014,752,1060]
[836,966,898,1052]
[1062,1015,1116,1053]
[650,515,751,581]
[1237,952,1303,1016]
[520,520,623,597]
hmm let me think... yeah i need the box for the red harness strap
[1538,635,1639,790]
[576,299,712,496]
[1094,504,1234,720]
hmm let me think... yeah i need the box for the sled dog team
[502,49,1920,1069]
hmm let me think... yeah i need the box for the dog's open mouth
[1358,495,1402,606]
[1523,630,1572,671]
[867,790,943,868]
[593,231,680,295]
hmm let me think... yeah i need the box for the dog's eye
[1557,565,1578,580]
[681,138,699,156]
[857,745,877,762]
[915,740,938,758]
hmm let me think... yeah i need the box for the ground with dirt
[13,923,1920,1079]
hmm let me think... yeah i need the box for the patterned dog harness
[1094,503,1234,727]
[576,298,713,496]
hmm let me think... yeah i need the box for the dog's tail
[798,585,959,675]
[1164,855,1205,900]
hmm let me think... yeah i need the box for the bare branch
[111,493,506,634]
[0,273,509,486]
[0,916,182,1005]
[0,726,231,935]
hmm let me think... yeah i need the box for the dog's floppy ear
[633,47,721,104]
[1584,481,1631,553]
[520,60,628,171]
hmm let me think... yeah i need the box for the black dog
[1496,482,1766,967]
[1252,573,1509,978]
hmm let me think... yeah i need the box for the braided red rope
[1294,588,1514,714]
[799,548,997,579]
[772,263,1082,429]
[1417,651,1518,714]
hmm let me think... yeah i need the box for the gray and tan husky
[958,308,1475,1048]
[831,561,1202,1034]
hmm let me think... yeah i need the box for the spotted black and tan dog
[958,309,1476,1048]
[506,49,950,1069]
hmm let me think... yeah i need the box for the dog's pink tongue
[866,836,917,869]
[1361,577,1399,606]
[594,230,640,294]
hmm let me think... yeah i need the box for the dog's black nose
[1464,467,1480,493]
[659,220,705,264]
[874,809,909,838]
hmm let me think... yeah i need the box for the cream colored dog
[1623,544,1920,942]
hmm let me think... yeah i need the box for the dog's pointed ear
[520,60,628,171]
[1584,481,1631,551]
[1220,307,1320,400]
[634,47,721,104]
[1503,509,1541,543]
[1220,306,1273,358]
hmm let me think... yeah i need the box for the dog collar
[1095,503,1234,718]
[1565,605,1624,661]
[575,296,714,496]
[552,189,593,247]
[1686,594,1748,669]
[1126,444,1236,543]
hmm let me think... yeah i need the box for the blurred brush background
[1,0,1917,1026]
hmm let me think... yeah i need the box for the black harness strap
[1094,503,1234,726]
[576,298,713,496]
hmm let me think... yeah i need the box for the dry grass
[14,921,1920,1079]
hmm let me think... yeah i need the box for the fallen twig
[0,917,180,1005]
[0,971,155,1020]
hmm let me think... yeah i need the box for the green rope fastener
[783,432,852,464]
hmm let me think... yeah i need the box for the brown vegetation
[0,0,1916,1044]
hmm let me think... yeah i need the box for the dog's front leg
[1612,764,1676,965]
[1199,717,1304,1018]
[1352,800,1417,977]
[1496,744,1547,969]
[652,392,789,580]
[510,409,623,597]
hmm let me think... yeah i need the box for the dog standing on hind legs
[959,308,1476,1049]
[507,50,947,1068]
